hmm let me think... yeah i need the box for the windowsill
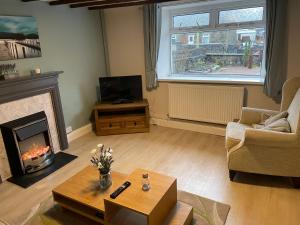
[158,75,265,85]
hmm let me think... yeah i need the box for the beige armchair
[225,78,300,185]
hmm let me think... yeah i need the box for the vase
[99,171,112,190]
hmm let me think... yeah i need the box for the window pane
[173,13,209,28]
[171,28,265,76]
[219,7,264,24]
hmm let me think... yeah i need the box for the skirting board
[67,123,92,143]
[151,118,226,136]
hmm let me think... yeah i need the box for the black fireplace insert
[0,111,55,176]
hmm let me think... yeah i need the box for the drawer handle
[134,122,137,126]
[109,123,112,127]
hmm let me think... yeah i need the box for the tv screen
[99,75,143,104]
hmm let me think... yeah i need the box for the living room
[0,0,299,225]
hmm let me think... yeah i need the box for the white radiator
[168,84,244,125]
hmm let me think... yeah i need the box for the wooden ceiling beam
[50,0,100,6]
[88,1,151,10]
[50,0,178,7]
[71,0,142,8]
[88,0,175,10]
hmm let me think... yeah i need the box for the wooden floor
[0,125,300,225]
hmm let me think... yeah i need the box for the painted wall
[287,0,300,80]
[0,0,107,130]
[104,4,296,122]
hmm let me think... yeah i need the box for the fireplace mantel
[0,71,68,150]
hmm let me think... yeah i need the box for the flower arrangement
[90,144,114,175]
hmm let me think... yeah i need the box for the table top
[104,168,177,215]
[52,166,127,212]
[52,166,176,215]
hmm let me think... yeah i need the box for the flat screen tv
[99,75,143,104]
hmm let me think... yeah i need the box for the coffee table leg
[104,200,121,225]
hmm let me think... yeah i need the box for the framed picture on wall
[0,16,42,61]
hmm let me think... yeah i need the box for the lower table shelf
[53,193,104,224]
[106,201,193,225]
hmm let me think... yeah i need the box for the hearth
[0,111,55,176]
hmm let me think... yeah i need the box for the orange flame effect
[21,145,50,161]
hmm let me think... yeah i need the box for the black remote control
[110,181,131,199]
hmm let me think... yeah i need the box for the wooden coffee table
[52,166,193,225]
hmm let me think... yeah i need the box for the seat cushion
[225,122,251,150]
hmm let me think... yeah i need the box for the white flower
[90,149,97,154]
[97,162,103,169]
[97,143,104,149]
[109,148,113,153]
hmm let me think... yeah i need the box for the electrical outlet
[66,126,73,134]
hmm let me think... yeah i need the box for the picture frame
[0,16,42,61]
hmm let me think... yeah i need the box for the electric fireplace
[0,111,54,176]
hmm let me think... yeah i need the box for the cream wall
[287,0,300,80]
[104,1,299,121]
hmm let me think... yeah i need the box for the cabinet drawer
[99,121,122,130]
[125,119,145,128]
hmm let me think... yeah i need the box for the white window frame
[158,0,267,85]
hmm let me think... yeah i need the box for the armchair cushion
[253,111,289,130]
[225,122,251,150]
[264,111,288,126]
[261,118,291,132]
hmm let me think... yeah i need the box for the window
[219,7,264,24]
[173,13,210,28]
[158,0,266,83]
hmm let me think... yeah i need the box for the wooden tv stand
[94,99,150,136]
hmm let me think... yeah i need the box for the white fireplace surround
[0,93,61,180]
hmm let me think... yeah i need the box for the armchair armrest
[244,128,298,147]
[239,107,279,125]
